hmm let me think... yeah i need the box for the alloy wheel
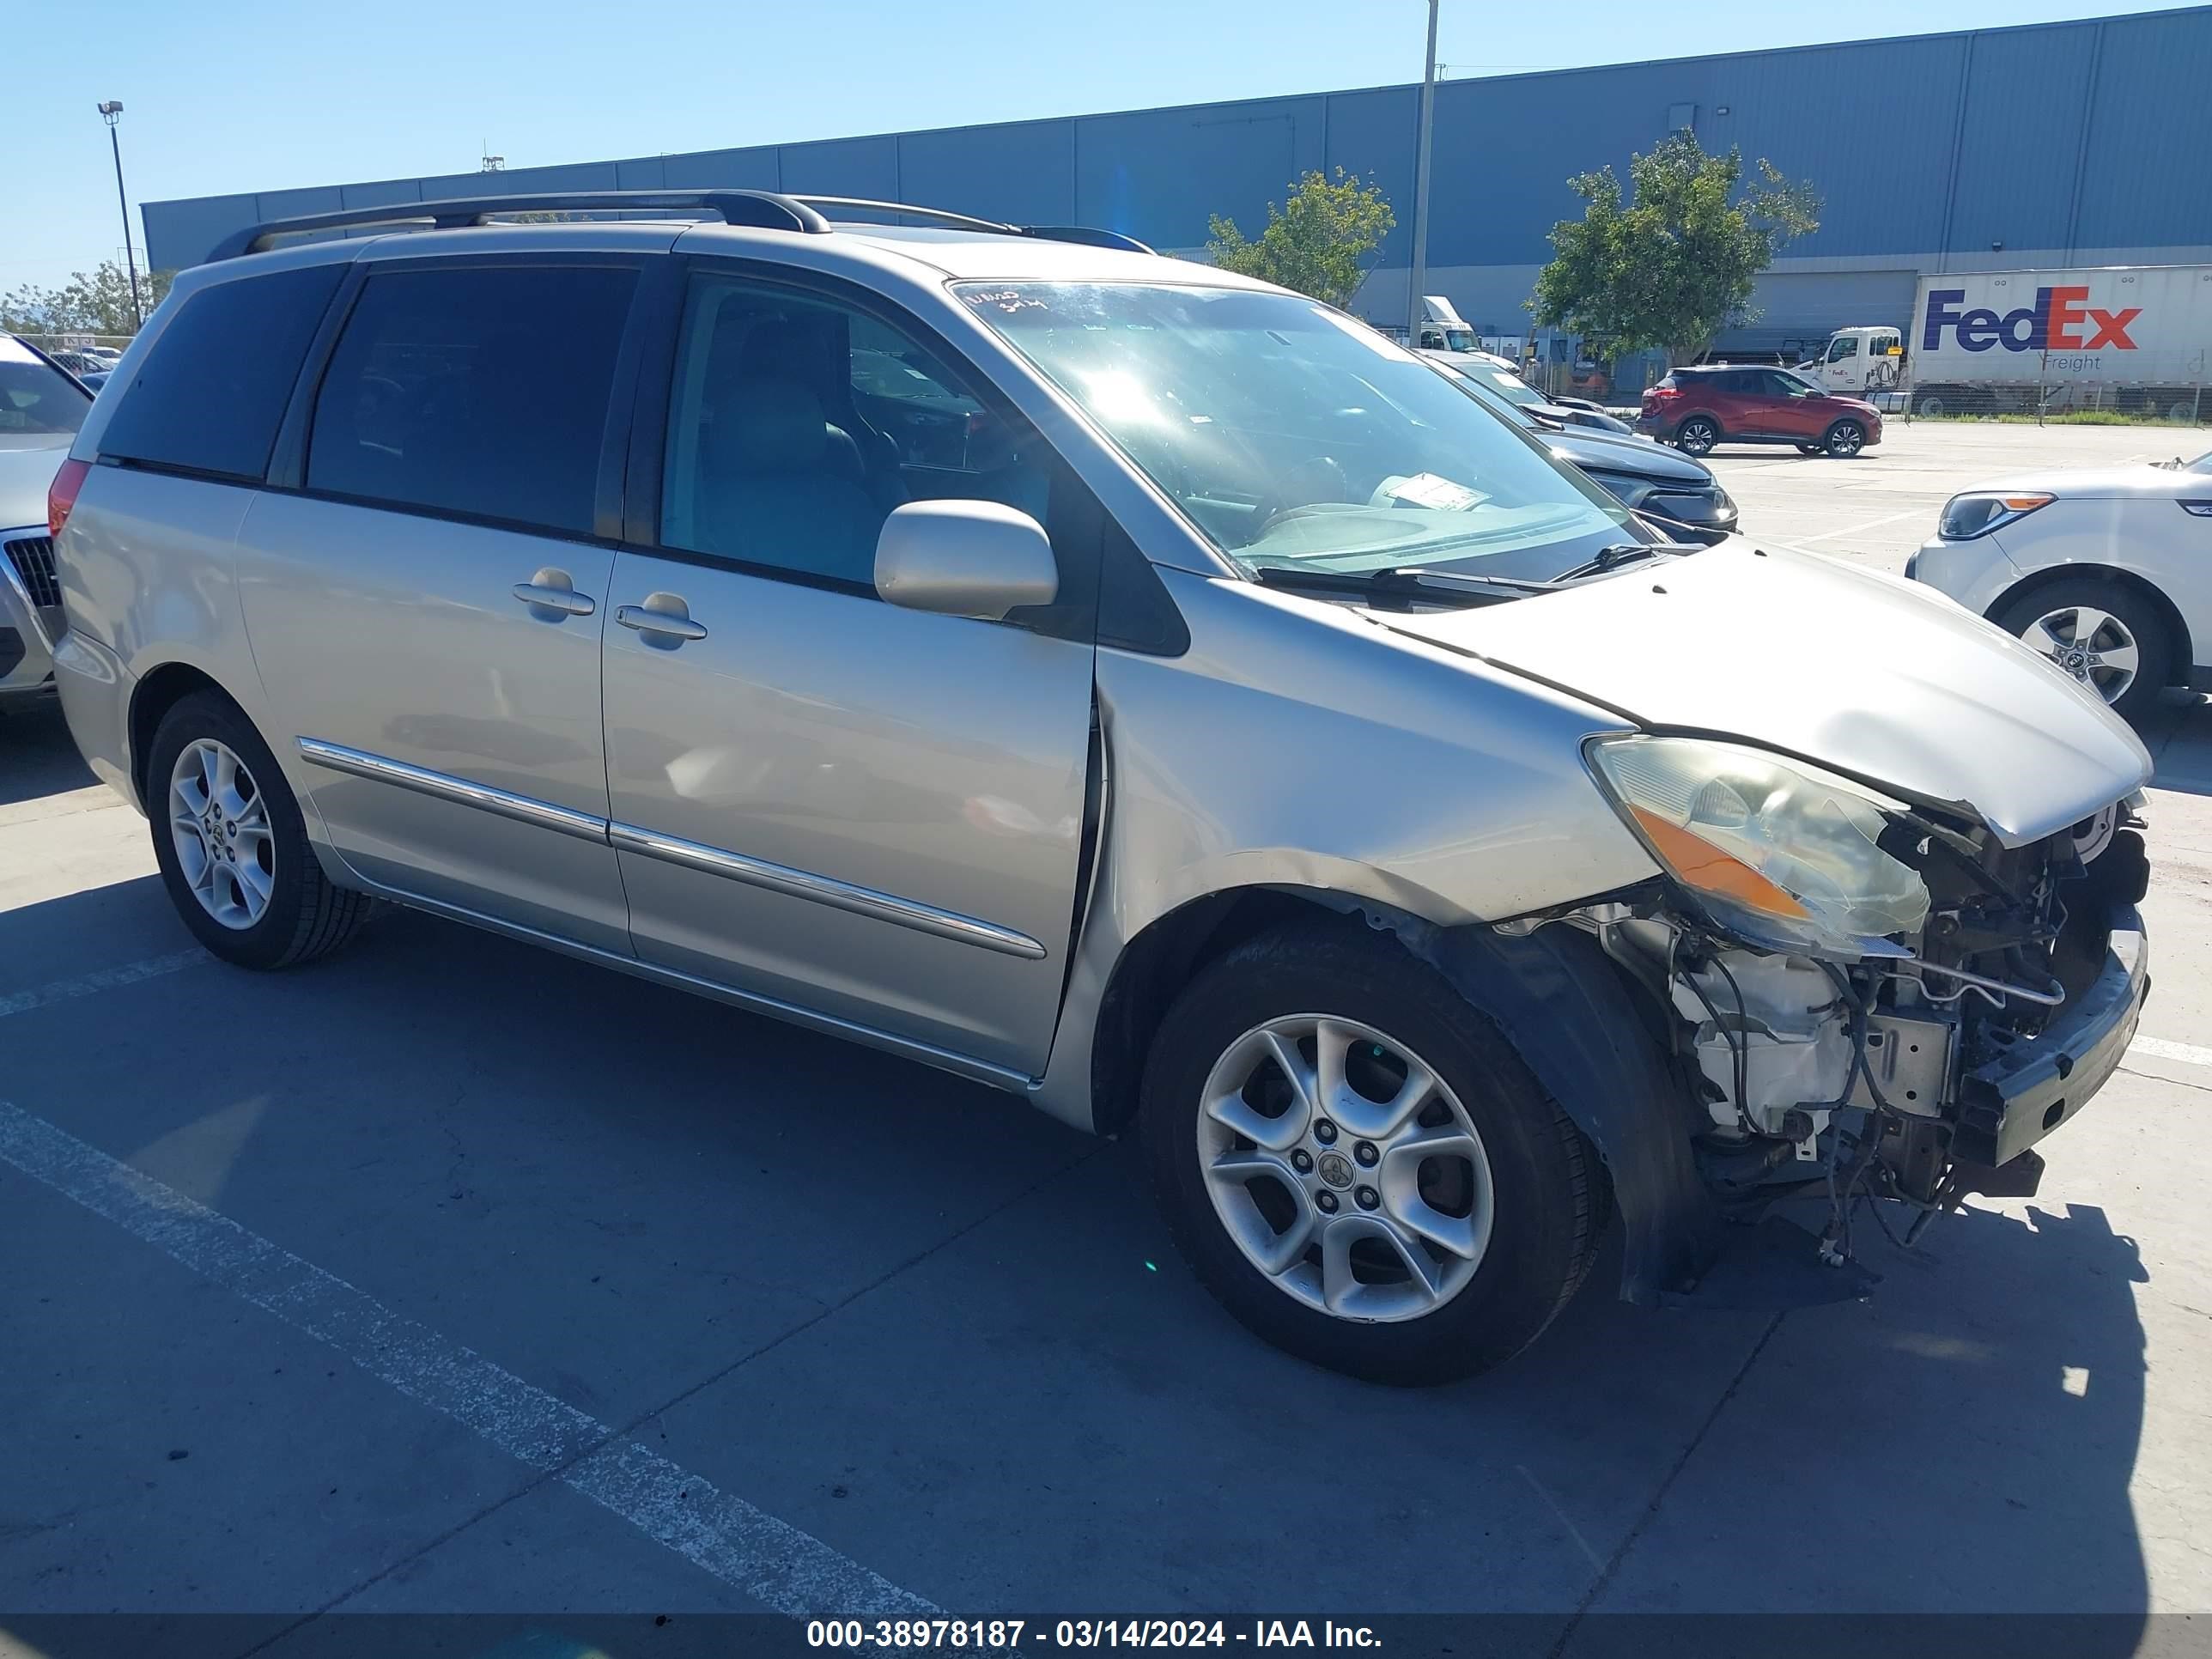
[1195,1014,1494,1322]
[2022,605,2140,705]
[168,738,276,929]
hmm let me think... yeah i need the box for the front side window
[1828,336,1859,362]
[960,283,1631,582]
[307,264,637,535]
[100,264,344,479]
[0,340,92,436]
[659,276,1054,587]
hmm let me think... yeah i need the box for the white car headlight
[1586,737,1930,959]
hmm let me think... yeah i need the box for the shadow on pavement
[2143,693,2212,796]
[0,696,95,807]
[0,878,2158,1623]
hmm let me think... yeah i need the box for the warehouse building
[143,5,2212,365]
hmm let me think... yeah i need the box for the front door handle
[514,568,595,619]
[616,593,708,644]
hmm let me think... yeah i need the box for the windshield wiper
[1249,563,1555,605]
[1548,543,1662,582]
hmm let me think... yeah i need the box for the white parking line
[1792,507,1929,545]
[0,948,210,1019]
[2130,1035,2212,1071]
[0,1098,935,1620]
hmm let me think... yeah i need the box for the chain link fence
[1896,347,2209,425]
[10,333,135,380]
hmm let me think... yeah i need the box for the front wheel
[1823,418,1868,457]
[1674,416,1720,457]
[1139,923,1607,1385]
[147,690,377,969]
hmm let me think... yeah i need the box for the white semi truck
[1796,264,2212,419]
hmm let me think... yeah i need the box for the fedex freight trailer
[1906,264,2212,418]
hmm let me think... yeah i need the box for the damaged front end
[1549,738,2153,1298]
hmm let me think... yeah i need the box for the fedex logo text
[1922,286,2142,354]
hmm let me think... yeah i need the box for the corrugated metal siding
[2072,9,2212,254]
[1946,23,2097,258]
[140,5,2212,298]
[897,121,1076,227]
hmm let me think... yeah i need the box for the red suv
[1638,365,1881,459]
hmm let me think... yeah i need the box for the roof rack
[786,198,1154,253]
[207,187,1156,263]
[206,189,832,260]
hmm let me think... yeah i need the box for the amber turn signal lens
[1628,805,1814,921]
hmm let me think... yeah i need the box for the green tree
[1529,134,1818,366]
[1206,169,1395,309]
[0,260,176,337]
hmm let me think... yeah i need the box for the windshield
[1431,362,1540,429]
[0,341,93,436]
[958,283,1634,580]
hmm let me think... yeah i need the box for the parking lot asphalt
[5,422,2212,1645]
[1706,417,2208,570]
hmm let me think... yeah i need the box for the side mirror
[875,499,1058,621]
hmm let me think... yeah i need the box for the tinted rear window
[99,264,343,481]
[307,264,637,537]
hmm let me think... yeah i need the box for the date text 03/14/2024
[805,1620,1384,1648]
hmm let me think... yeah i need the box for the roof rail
[788,196,1156,255]
[205,189,832,261]
[787,196,1017,234]
[1017,224,1156,255]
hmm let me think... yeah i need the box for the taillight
[48,457,90,539]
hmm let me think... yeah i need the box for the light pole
[96,100,144,331]
[1406,1,1440,346]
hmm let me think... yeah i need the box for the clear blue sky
[7,0,2200,292]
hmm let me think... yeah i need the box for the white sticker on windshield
[1381,472,1487,512]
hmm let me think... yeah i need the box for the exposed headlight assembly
[1587,737,1930,959]
[1936,491,2052,540]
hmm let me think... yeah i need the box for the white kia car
[1909,447,2212,722]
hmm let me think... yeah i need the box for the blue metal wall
[143,5,2212,338]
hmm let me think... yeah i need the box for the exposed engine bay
[1573,793,2152,1272]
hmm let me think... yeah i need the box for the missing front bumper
[1953,905,2148,1170]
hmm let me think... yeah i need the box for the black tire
[1993,578,2172,726]
[1139,922,1607,1386]
[1914,392,1948,417]
[1822,418,1868,458]
[1674,416,1720,457]
[146,690,376,969]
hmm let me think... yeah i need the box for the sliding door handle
[616,594,708,644]
[513,568,595,619]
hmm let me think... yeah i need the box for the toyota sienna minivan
[51,191,2152,1382]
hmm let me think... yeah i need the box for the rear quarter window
[98,264,345,482]
[305,264,637,537]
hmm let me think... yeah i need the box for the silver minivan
[52,191,2153,1382]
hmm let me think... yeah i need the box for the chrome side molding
[296,737,609,843]
[606,821,1047,960]
[295,737,1047,961]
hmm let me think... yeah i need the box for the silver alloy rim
[167,738,276,929]
[1195,1014,1494,1323]
[2022,605,2140,704]
[1831,424,1863,454]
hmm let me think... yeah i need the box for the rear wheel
[1823,418,1868,458]
[148,690,376,969]
[1994,577,2171,725]
[1674,416,1720,457]
[1139,923,1605,1385]
[1915,392,1948,416]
